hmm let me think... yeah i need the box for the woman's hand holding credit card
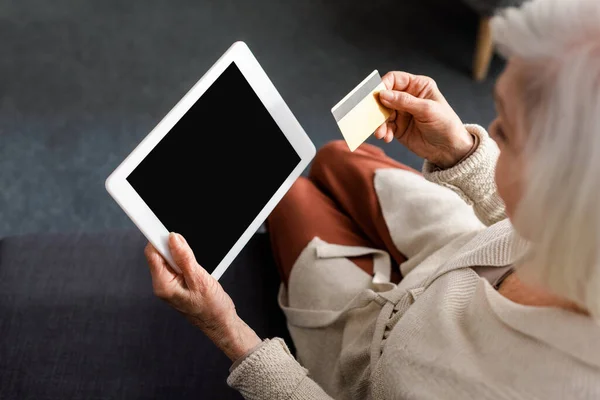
[332,70,475,169]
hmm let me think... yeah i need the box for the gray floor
[0,0,503,237]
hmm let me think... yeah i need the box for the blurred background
[0,0,502,237]
[0,0,507,398]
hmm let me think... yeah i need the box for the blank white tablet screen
[127,63,301,273]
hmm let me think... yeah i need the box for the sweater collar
[431,219,600,367]
[485,282,600,368]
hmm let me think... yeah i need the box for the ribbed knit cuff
[423,124,505,225]
[227,338,309,399]
[229,341,268,373]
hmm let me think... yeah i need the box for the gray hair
[492,0,600,318]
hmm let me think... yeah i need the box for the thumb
[379,90,432,118]
[168,232,208,290]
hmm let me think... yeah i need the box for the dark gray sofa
[0,231,291,399]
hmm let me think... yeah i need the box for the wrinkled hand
[145,233,261,361]
[375,71,474,169]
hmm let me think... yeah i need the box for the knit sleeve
[422,124,506,226]
[227,338,334,400]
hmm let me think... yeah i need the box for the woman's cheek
[495,151,517,220]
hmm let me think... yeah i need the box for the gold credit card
[331,70,392,151]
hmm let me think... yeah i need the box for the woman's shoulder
[378,269,600,399]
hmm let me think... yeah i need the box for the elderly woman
[144,0,600,398]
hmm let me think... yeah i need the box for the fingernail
[379,90,393,101]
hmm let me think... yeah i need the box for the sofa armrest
[462,0,528,16]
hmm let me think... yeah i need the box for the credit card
[331,70,392,151]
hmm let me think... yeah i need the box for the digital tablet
[105,41,316,279]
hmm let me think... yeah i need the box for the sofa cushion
[0,230,289,399]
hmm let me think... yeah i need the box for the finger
[374,123,388,140]
[386,110,397,122]
[384,124,395,143]
[168,233,209,291]
[381,72,443,101]
[145,243,184,299]
[145,242,178,281]
[379,91,433,120]
[382,71,411,91]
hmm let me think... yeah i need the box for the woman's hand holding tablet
[145,233,262,361]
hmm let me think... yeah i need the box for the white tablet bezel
[105,41,316,279]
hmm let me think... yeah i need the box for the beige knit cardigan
[227,125,600,399]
